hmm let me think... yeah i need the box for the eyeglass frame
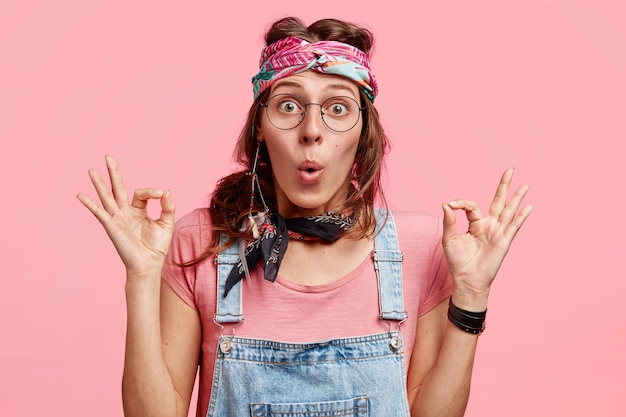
[260,94,366,133]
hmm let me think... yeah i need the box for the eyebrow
[272,79,358,98]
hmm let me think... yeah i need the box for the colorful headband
[251,36,378,102]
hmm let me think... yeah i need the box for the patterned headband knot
[251,36,378,102]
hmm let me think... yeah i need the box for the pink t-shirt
[162,208,453,417]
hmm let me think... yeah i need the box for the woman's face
[257,70,363,218]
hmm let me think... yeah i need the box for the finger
[105,155,130,207]
[504,204,533,240]
[488,168,515,218]
[76,192,112,226]
[157,189,176,227]
[447,199,483,223]
[499,183,530,225]
[131,188,165,210]
[88,167,119,214]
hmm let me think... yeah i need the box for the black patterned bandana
[223,211,355,296]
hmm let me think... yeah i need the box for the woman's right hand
[76,155,176,279]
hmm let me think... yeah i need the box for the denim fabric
[209,210,409,416]
[373,210,407,322]
[214,234,243,324]
[251,396,368,417]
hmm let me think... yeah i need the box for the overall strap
[214,234,244,324]
[374,209,407,322]
[215,209,406,323]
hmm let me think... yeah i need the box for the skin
[77,70,532,417]
[257,71,363,218]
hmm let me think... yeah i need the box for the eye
[277,99,302,114]
[323,97,352,117]
[330,104,347,115]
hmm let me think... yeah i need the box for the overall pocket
[250,395,369,417]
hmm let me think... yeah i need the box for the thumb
[441,202,457,243]
[158,189,176,227]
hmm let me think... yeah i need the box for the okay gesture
[76,155,176,279]
[441,168,533,310]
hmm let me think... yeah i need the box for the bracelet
[447,297,487,335]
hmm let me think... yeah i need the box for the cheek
[264,139,294,173]
[344,133,361,157]
[333,142,360,172]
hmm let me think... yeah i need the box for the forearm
[410,291,487,417]
[122,273,179,417]
[410,322,478,417]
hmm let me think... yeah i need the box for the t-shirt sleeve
[162,208,212,310]
[395,210,453,317]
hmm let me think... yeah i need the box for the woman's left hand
[441,168,533,310]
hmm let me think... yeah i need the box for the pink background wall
[1,1,624,416]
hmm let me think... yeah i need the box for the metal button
[389,336,402,352]
[220,339,232,354]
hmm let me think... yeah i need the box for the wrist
[447,297,487,335]
[125,262,164,281]
[450,286,490,312]
[125,268,162,294]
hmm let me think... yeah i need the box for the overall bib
[208,211,409,416]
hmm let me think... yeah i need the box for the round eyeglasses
[261,94,365,132]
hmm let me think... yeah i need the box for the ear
[253,107,265,142]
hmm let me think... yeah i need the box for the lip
[297,161,323,184]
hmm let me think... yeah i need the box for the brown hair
[181,17,389,266]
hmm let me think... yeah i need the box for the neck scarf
[224,211,355,296]
[251,36,378,102]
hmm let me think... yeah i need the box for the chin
[276,181,348,216]
[289,198,343,217]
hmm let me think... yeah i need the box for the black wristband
[447,298,487,335]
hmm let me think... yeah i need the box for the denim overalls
[208,211,410,416]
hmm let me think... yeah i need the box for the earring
[247,142,268,239]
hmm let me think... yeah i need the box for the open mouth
[298,164,323,184]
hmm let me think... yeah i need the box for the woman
[77,17,532,417]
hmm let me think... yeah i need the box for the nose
[299,103,324,143]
